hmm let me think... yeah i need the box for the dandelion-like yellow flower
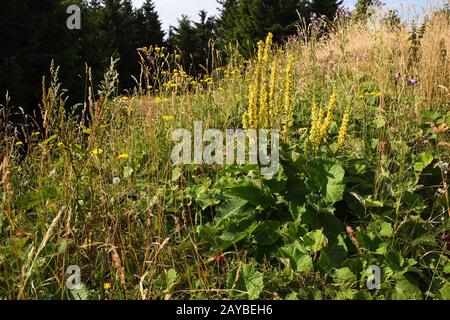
[163,115,175,121]
[104,283,111,290]
[92,148,103,156]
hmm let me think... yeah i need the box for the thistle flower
[337,109,350,151]
[406,77,418,86]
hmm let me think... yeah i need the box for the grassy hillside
[1,14,449,300]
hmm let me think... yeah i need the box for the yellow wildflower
[319,91,337,139]
[163,115,175,121]
[104,283,111,290]
[282,55,294,141]
[268,60,277,125]
[92,148,103,156]
[118,153,129,159]
[337,109,350,150]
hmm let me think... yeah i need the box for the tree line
[2,0,385,115]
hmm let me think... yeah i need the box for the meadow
[0,11,449,300]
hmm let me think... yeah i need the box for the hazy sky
[131,0,444,31]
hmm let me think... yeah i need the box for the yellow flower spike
[320,91,337,139]
[247,83,258,129]
[337,109,350,151]
[118,153,129,159]
[243,111,249,130]
[268,60,277,125]
[309,100,319,145]
[263,33,273,63]
[258,34,272,128]
[313,108,325,153]
[282,55,294,141]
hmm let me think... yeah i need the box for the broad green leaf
[307,159,345,208]
[224,181,271,207]
[285,292,299,300]
[123,166,134,178]
[171,166,182,182]
[279,241,313,272]
[252,221,281,246]
[373,117,386,128]
[414,152,434,173]
[392,277,423,300]
[165,268,178,293]
[379,222,393,238]
[385,251,405,272]
[439,283,450,299]
[317,234,348,273]
[241,264,264,300]
[332,267,357,289]
[69,284,90,300]
[303,229,327,253]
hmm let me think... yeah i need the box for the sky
[131,0,446,31]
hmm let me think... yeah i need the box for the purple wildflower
[309,12,327,30]
[336,6,352,19]
[406,77,418,86]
